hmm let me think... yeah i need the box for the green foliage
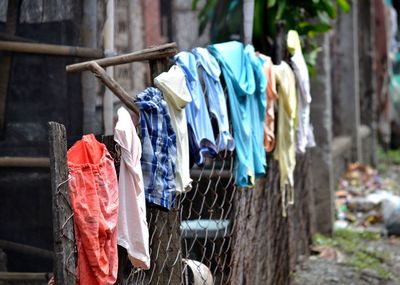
[192,0,350,75]
[378,146,400,165]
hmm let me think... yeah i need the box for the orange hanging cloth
[67,134,119,285]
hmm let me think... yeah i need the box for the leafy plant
[192,0,350,75]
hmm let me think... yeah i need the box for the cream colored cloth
[273,61,297,217]
[154,65,192,193]
[287,30,315,153]
[114,106,150,269]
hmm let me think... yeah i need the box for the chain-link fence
[50,124,314,285]
[101,133,237,285]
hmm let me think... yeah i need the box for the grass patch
[313,228,391,280]
[377,146,400,173]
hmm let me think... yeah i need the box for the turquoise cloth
[208,41,266,187]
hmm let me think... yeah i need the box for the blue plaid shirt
[135,87,177,210]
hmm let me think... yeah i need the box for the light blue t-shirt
[175,52,217,166]
[192,47,235,153]
[208,41,267,187]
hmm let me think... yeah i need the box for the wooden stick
[0,239,53,259]
[66,42,177,73]
[0,156,49,167]
[88,61,140,116]
[48,122,76,285]
[0,272,49,281]
[0,40,103,58]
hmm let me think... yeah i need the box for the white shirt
[288,30,316,153]
[154,65,193,193]
[114,106,150,269]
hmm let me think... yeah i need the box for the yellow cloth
[273,61,297,217]
[287,30,302,55]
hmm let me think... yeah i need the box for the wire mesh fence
[50,124,314,285]
[101,135,237,285]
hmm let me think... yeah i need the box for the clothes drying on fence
[67,134,119,285]
[208,41,266,187]
[154,66,193,194]
[135,87,177,209]
[175,52,217,166]
[192,47,235,153]
[114,107,150,270]
[258,53,278,152]
[287,30,316,153]
[245,44,267,175]
[273,61,297,217]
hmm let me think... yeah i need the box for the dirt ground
[293,155,400,285]
[293,235,400,285]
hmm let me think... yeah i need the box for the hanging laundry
[209,41,266,187]
[154,66,193,194]
[135,87,177,209]
[273,61,297,217]
[287,30,316,153]
[192,47,235,153]
[258,53,278,152]
[114,106,150,269]
[67,134,118,285]
[245,45,267,174]
[174,51,218,166]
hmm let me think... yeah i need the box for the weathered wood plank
[48,122,76,285]
[0,156,49,167]
[66,42,177,73]
[0,41,104,58]
[0,272,49,281]
[0,0,20,137]
[0,239,53,259]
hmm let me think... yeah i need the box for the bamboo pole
[103,0,115,135]
[66,42,177,73]
[0,156,49,167]
[81,0,98,133]
[88,61,140,116]
[0,41,103,58]
[0,240,53,259]
[0,272,49,281]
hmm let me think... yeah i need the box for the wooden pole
[145,59,182,285]
[0,0,20,137]
[0,272,49,281]
[0,156,49,167]
[48,122,76,285]
[81,0,98,133]
[0,240,53,259]
[103,0,115,135]
[88,61,140,116]
[66,42,177,73]
[0,41,103,58]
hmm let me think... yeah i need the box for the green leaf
[337,0,350,13]
[299,22,331,35]
[317,10,330,24]
[267,0,277,8]
[276,0,287,20]
[320,0,336,19]
[192,0,200,11]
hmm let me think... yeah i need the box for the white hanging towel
[114,106,150,269]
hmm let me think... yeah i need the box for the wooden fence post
[48,122,76,285]
[145,58,182,285]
